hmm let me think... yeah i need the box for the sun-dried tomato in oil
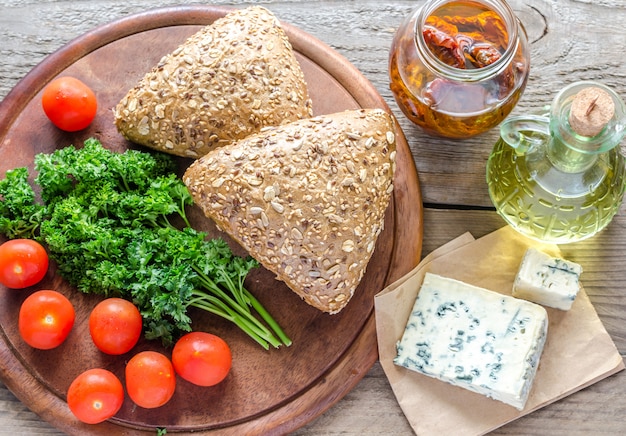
[388,0,530,138]
[423,6,508,70]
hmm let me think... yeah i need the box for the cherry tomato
[67,368,124,424]
[0,239,49,289]
[89,298,142,355]
[172,332,232,387]
[19,290,75,350]
[41,76,97,132]
[125,351,176,409]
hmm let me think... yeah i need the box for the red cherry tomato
[0,239,49,289]
[18,290,75,350]
[89,298,142,355]
[172,332,232,387]
[125,351,176,409]
[67,368,124,424]
[41,76,97,132]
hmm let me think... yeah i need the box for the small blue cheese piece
[512,248,583,311]
[394,272,548,410]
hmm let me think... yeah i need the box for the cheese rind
[394,273,548,410]
[513,248,582,311]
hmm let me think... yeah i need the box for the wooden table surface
[1,0,625,434]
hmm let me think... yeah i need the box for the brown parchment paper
[375,226,625,436]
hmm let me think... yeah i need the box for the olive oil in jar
[487,133,626,244]
[486,82,626,244]
[389,0,530,138]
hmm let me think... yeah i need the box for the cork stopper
[568,87,615,137]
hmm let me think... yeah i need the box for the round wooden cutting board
[0,6,423,435]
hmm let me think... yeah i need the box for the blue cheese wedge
[394,272,548,410]
[513,248,582,311]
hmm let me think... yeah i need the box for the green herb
[0,138,291,349]
[0,167,46,239]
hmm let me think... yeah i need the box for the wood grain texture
[1,0,625,435]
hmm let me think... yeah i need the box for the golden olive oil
[487,135,626,243]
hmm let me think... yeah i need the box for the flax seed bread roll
[113,6,313,158]
[183,108,397,314]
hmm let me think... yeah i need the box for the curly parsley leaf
[0,139,290,348]
[0,167,47,239]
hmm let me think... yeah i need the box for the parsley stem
[191,272,285,348]
[188,296,272,350]
[244,289,292,347]
[190,290,273,340]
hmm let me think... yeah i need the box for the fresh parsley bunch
[0,138,290,349]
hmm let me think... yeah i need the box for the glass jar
[389,0,530,138]
[486,81,626,244]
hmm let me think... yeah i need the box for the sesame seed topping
[183,108,396,314]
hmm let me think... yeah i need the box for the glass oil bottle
[486,81,626,243]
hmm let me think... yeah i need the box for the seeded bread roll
[183,109,397,314]
[113,6,313,158]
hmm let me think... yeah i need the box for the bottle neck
[546,135,599,173]
[499,114,608,173]
[545,81,626,172]
[550,82,626,155]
